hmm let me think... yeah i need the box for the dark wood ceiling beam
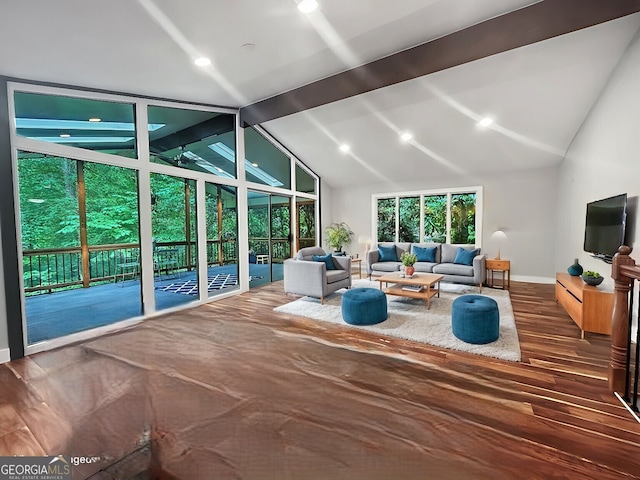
[240,0,640,126]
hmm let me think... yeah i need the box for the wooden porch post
[184,180,192,270]
[76,161,90,288]
[218,185,224,266]
[609,246,635,393]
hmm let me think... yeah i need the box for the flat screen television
[583,193,627,262]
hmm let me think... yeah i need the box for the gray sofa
[367,242,485,290]
[284,247,352,303]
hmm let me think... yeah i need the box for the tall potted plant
[324,222,354,254]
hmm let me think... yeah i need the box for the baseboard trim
[511,275,555,284]
[0,348,11,364]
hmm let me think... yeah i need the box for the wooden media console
[555,272,614,338]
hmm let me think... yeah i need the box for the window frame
[371,186,483,247]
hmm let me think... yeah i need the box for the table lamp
[491,229,508,260]
[358,235,371,259]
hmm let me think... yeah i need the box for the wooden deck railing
[23,240,238,294]
[610,246,640,411]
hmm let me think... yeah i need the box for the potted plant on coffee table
[401,252,418,277]
[324,222,354,255]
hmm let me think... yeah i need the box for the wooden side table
[486,259,510,290]
[351,258,362,279]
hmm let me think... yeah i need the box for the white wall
[556,28,640,289]
[329,165,558,282]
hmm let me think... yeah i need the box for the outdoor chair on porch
[116,251,139,286]
[154,248,181,279]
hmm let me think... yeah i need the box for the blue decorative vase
[567,258,583,276]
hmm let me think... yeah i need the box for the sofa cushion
[414,262,437,273]
[395,243,411,258]
[297,246,326,261]
[440,244,459,263]
[326,269,349,284]
[371,261,401,273]
[454,247,479,266]
[312,253,335,270]
[378,244,398,262]
[412,245,437,263]
[433,263,474,276]
[412,243,441,262]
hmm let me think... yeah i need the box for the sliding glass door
[248,191,291,287]
[18,152,143,344]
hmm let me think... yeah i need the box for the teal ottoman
[452,294,499,344]
[341,288,388,325]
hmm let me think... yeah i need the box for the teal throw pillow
[312,253,335,270]
[378,244,398,262]
[412,245,436,263]
[453,247,479,266]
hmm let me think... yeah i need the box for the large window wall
[5,82,319,356]
[374,187,482,246]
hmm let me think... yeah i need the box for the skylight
[15,118,165,131]
[34,136,135,144]
[209,142,283,187]
[181,151,234,179]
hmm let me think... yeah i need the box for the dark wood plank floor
[0,281,638,479]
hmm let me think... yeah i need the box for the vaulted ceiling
[1,1,639,188]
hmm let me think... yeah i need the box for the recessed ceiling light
[400,132,413,142]
[339,144,350,153]
[194,57,211,67]
[298,0,318,13]
[478,117,493,127]
[59,133,71,138]
[252,162,259,167]
[88,118,101,122]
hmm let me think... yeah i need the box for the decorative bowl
[581,274,604,286]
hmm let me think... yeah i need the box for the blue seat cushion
[451,294,499,344]
[341,288,388,325]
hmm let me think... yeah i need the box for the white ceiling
[1,1,639,188]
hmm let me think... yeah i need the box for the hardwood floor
[0,281,638,479]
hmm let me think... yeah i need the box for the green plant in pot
[324,222,354,254]
[581,270,604,286]
[401,252,418,276]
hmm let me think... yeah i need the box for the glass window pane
[297,199,316,249]
[14,91,137,159]
[17,151,143,344]
[18,153,79,250]
[272,196,291,264]
[451,193,477,244]
[377,198,396,242]
[245,127,291,189]
[84,163,139,245]
[296,164,316,194]
[206,183,239,297]
[151,173,197,309]
[148,105,237,179]
[399,197,420,242]
[423,195,447,243]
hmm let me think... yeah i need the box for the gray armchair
[284,247,352,303]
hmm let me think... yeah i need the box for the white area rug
[275,279,521,362]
